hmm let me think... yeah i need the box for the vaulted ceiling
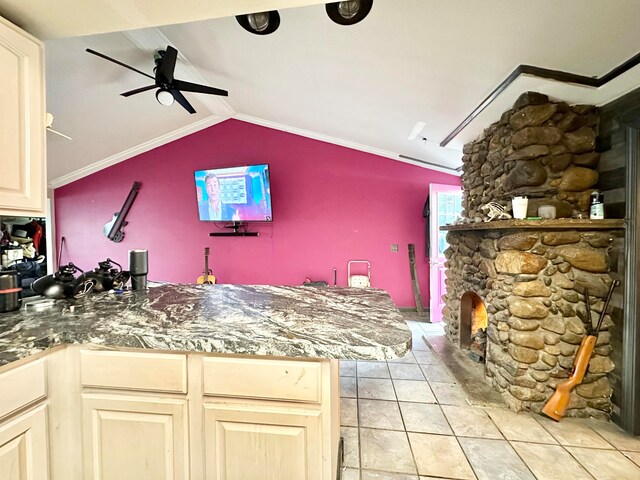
[3,0,640,186]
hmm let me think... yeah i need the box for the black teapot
[79,258,130,292]
[31,263,96,299]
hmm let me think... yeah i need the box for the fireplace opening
[459,292,488,363]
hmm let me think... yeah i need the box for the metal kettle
[0,270,21,312]
[31,263,95,299]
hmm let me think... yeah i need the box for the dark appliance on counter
[31,263,96,299]
[79,258,130,293]
[128,249,148,290]
[0,270,21,312]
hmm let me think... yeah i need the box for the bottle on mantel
[590,191,605,220]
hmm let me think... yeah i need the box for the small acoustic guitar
[196,247,216,284]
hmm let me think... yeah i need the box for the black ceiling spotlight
[236,10,281,35]
[326,0,373,26]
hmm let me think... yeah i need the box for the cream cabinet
[203,401,323,480]
[1,346,340,480]
[81,393,190,480]
[0,358,49,480]
[0,15,46,217]
[0,405,49,480]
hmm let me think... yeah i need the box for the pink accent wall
[54,119,460,307]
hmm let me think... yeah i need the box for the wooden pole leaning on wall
[408,244,425,317]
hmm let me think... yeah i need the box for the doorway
[428,183,462,323]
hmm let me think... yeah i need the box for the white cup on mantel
[512,196,529,219]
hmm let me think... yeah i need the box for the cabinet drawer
[80,350,187,394]
[0,359,46,420]
[202,357,321,403]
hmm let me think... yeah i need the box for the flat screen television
[194,164,273,222]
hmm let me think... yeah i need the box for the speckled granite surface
[0,284,412,366]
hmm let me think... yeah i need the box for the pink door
[429,184,462,323]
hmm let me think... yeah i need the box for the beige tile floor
[339,319,640,480]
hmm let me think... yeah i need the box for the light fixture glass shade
[248,12,271,32]
[156,89,174,106]
[326,0,373,25]
[338,1,361,19]
[236,11,280,35]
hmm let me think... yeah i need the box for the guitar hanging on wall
[196,247,216,284]
[103,182,141,243]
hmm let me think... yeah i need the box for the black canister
[0,270,22,312]
[128,249,148,290]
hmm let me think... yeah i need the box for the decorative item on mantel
[480,202,512,222]
[512,196,529,219]
[538,205,557,219]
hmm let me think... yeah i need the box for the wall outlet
[391,244,398,252]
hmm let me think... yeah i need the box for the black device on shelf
[210,222,259,237]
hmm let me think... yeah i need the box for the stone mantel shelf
[440,218,626,232]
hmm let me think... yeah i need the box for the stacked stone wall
[443,229,621,418]
[461,92,600,221]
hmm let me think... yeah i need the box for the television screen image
[194,164,273,222]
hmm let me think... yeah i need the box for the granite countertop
[0,284,412,366]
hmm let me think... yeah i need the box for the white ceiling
[5,0,640,186]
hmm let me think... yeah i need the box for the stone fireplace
[441,92,625,419]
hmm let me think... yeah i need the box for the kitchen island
[0,284,412,480]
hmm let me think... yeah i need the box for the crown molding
[234,114,460,176]
[49,115,228,188]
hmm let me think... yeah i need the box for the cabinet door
[0,405,49,480]
[82,394,189,480]
[204,402,323,480]
[0,16,46,217]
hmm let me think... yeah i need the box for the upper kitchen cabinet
[0,16,45,217]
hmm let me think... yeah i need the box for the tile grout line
[560,444,599,480]
[477,408,543,480]
[354,361,363,480]
[436,397,480,480]
[387,351,421,477]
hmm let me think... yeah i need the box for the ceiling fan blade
[156,46,178,84]
[170,89,196,114]
[172,79,228,97]
[86,48,155,81]
[120,85,157,97]
[47,127,72,141]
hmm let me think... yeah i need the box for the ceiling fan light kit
[236,10,280,35]
[326,0,373,26]
[85,45,228,114]
[155,88,175,106]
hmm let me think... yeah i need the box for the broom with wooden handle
[541,280,619,421]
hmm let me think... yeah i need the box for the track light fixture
[326,0,373,26]
[236,10,281,35]
[236,2,374,35]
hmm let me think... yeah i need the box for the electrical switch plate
[391,244,398,252]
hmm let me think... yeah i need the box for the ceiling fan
[46,113,72,140]
[85,45,228,114]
